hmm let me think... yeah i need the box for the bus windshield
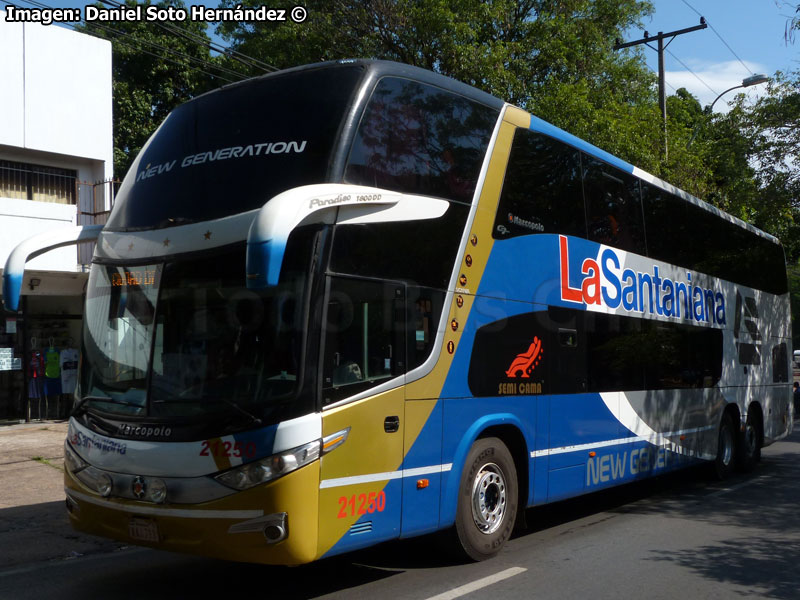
[80,240,313,423]
[105,63,365,230]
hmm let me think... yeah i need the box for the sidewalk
[0,420,125,569]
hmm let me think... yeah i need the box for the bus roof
[209,58,506,112]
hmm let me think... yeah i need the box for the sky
[5,0,799,112]
[636,0,799,111]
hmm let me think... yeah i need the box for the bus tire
[737,411,762,472]
[713,412,736,480]
[453,437,518,561]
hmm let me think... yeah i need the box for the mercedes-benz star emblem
[132,476,147,500]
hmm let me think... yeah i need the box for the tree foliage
[83,0,800,267]
[741,72,800,257]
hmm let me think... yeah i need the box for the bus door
[317,276,407,557]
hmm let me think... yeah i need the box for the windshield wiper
[215,398,262,426]
[71,395,143,417]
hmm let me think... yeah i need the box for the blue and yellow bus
[3,59,791,564]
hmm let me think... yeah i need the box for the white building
[0,11,112,419]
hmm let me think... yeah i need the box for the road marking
[424,567,527,600]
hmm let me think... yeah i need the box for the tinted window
[773,343,789,383]
[407,287,446,371]
[107,65,365,230]
[467,308,722,396]
[643,183,787,295]
[322,277,406,405]
[345,77,498,203]
[494,129,584,240]
[642,185,691,268]
[467,311,550,397]
[585,314,722,392]
[583,156,646,255]
[329,201,469,289]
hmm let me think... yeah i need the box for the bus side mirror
[245,184,400,289]
[2,225,104,312]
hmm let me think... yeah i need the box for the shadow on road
[511,431,800,599]
[4,432,800,599]
[0,500,123,569]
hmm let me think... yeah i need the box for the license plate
[129,518,160,543]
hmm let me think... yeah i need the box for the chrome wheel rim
[471,462,507,535]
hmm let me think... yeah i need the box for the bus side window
[773,343,789,383]
[493,129,585,240]
[407,286,446,372]
[344,76,498,204]
[582,156,646,255]
[330,202,470,290]
[322,277,406,406]
[642,184,787,296]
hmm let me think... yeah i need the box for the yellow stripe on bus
[317,113,522,558]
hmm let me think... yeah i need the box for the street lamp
[688,74,769,147]
[708,73,769,112]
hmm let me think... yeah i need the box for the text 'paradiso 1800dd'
[3,59,791,564]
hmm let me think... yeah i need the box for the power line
[679,0,754,75]
[0,0,234,83]
[645,64,679,95]
[100,0,280,74]
[665,48,721,98]
[86,19,250,81]
[2,0,271,81]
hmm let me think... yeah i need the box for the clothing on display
[28,351,44,399]
[43,346,62,396]
[60,347,79,395]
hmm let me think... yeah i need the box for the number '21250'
[337,491,386,518]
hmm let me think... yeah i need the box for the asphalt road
[1,425,799,599]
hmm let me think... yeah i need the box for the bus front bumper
[64,461,320,565]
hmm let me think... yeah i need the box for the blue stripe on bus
[475,234,589,311]
[398,400,444,537]
[529,115,635,175]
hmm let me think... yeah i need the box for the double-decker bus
[3,59,791,564]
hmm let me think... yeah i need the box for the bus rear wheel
[453,437,518,561]
[713,412,736,480]
[737,411,762,472]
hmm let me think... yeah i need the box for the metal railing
[0,161,119,267]
[0,160,78,204]
[77,179,120,266]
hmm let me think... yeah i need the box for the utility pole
[614,18,708,159]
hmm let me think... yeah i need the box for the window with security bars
[0,159,77,204]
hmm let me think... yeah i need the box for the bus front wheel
[453,437,518,561]
[713,412,736,480]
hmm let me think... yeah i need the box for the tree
[222,1,775,195]
[217,2,666,156]
[741,71,800,257]
[80,0,234,177]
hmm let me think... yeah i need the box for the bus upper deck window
[344,77,498,204]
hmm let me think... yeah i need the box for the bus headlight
[149,478,168,504]
[97,473,113,497]
[64,441,87,474]
[214,440,321,491]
